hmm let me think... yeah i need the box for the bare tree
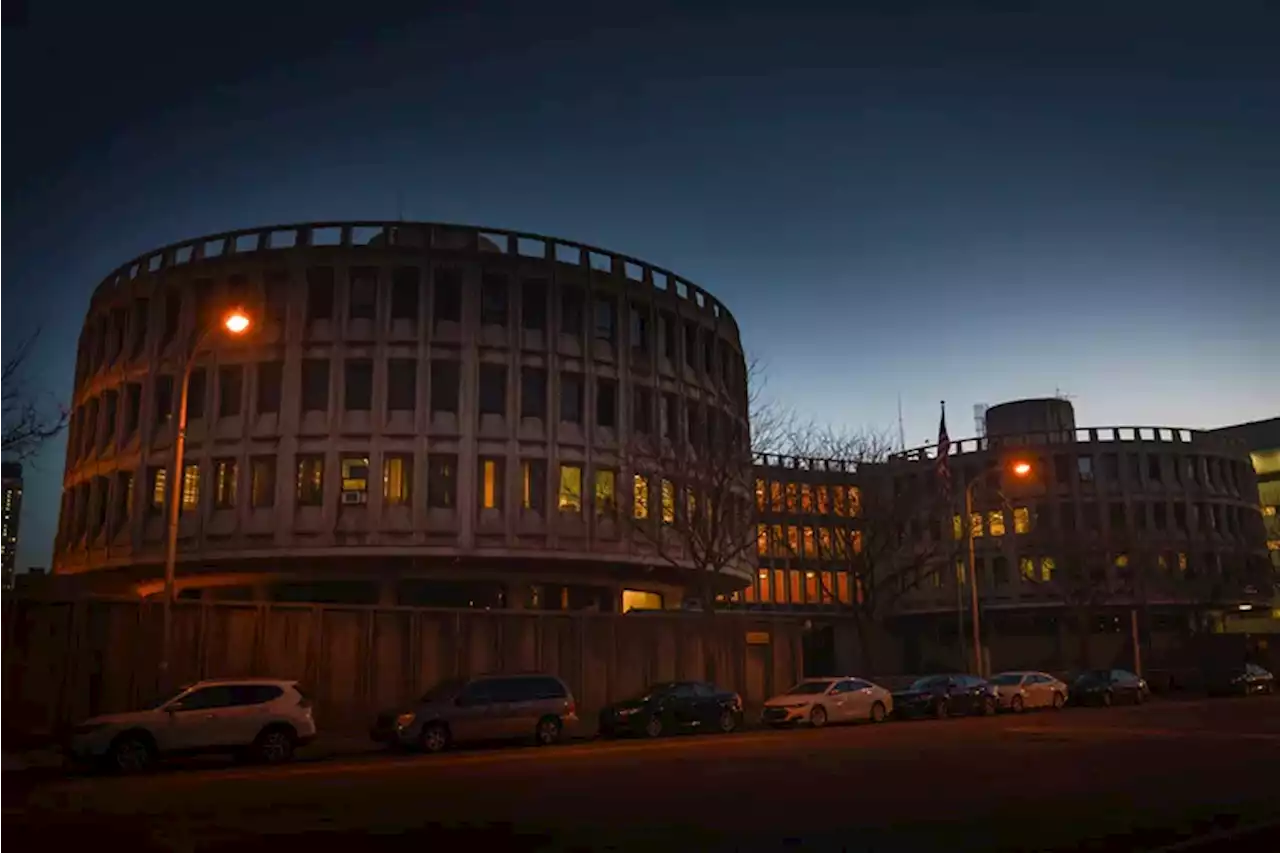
[3,331,68,459]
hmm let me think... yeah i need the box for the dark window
[257,361,283,414]
[702,330,715,374]
[218,365,243,417]
[265,270,289,325]
[1128,452,1142,484]
[992,556,1009,585]
[100,393,117,448]
[124,383,141,436]
[684,323,698,368]
[186,368,207,419]
[348,266,377,320]
[520,368,547,419]
[391,267,420,320]
[175,686,235,711]
[306,267,335,320]
[301,359,330,412]
[250,457,276,508]
[1077,455,1094,484]
[521,459,546,511]
[1103,453,1120,484]
[1153,503,1168,530]
[1053,454,1071,486]
[633,387,652,434]
[433,268,462,325]
[130,298,150,357]
[662,393,678,440]
[522,279,547,330]
[114,471,133,528]
[560,285,584,335]
[427,454,457,509]
[1133,503,1147,529]
[596,379,617,428]
[344,360,373,411]
[560,373,583,424]
[481,272,508,326]
[660,312,676,359]
[387,359,416,411]
[594,296,616,342]
[459,680,496,706]
[430,360,460,414]
[1174,503,1187,530]
[1148,455,1163,482]
[228,685,284,706]
[162,293,181,346]
[1109,503,1126,530]
[687,402,702,448]
[154,375,174,425]
[630,305,650,353]
[478,364,507,416]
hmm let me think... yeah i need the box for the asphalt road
[7,696,1280,852]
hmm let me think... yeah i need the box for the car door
[492,677,542,739]
[1111,670,1137,700]
[451,679,500,742]
[163,685,238,750]
[845,679,877,720]
[1024,674,1047,708]
[943,677,966,714]
[669,683,701,727]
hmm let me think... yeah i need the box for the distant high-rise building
[2,462,23,591]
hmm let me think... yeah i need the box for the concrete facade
[54,222,750,611]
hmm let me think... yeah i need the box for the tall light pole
[159,307,253,688]
[963,458,1032,678]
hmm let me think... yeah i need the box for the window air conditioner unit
[341,491,368,505]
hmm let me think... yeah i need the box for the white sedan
[761,677,893,728]
[989,670,1069,712]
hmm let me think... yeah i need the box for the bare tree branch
[3,329,69,460]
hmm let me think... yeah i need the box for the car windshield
[909,676,949,691]
[990,674,1024,686]
[637,682,678,700]
[786,681,833,695]
[140,686,191,710]
[419,679,466,703]
[1075,670,1109,685]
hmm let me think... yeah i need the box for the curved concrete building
[55,222,750,610]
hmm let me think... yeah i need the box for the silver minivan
[371,673,578,753]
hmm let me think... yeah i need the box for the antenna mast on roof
[897,394,906,452]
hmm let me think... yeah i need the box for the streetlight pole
[964,476,983,678]
[158,309,252,689]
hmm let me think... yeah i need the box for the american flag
[936,401,952,499]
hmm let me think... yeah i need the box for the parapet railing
[890,426,1246,462]
[90,220,739,336]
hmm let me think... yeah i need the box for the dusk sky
[4,2,1278,571]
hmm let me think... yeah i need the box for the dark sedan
[1071,668,1148,706]
[890,674,998,719]
[1204,663,1275,697]
[598,681,743,738]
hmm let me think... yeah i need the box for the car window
[786,681,834,695]
[487,679,528,703]
[671,683,699,698]
[990,673,1023,686]
[847,679,872,691]
[693,683,718,698]
[1029,674,1047,685]
[831,680,855,693]
[534,677,568,699]
[1111,669,1134,682]
[461,680,498,706]
[910,675,949,691]
[229,685,284,706]
[176,685,235,711]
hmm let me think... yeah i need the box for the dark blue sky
[4,2,1278,570]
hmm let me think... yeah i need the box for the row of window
[59,454,717,545]
[754,480,862,517]
[955,499,1258,541]
[66,361,742,465]
[78,267,740,388]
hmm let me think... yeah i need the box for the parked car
[598,681,743,738]
[1203,662,1275,697]
[1070,668,1148,706]
[370,673,578,753]
[66,678,315,773]
[761,677,893,728]
[989,671,1069,712]
[890,674,998,719]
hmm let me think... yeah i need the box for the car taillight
[567,699,576,716]
[732,693,743,711]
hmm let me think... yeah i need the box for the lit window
[757,569,771,603]
[214,459,237,509]
[383,455,411,506]
[931,569,942,588]
[250,457,276,508]
[833,529,848,559]
[956,558,967,585]
[1040,556,1055,582]
[341,455,370,494]
[757,523,769,555]
[833,487,846,517]
[1263,506,1277,517]
[800,484,813,513]
[847,487,861,517]
[521,460,545,511]
[595,469,616,516]
[803,527,816,558]
[785,483,798,513]
[151,468,167,510]
[558,465,582,513]
[297,456,324,506]
[755,478,766,511]
[633,474,648,519]
[836,571,851,605]
[686,489,698,526]
[953,514,963,540]
[1019,557,1036,581]
[661,480,675,524]
[970,512,984,538]
[770,524,784,557]
[1114,553,1129,568]
[816,486,830,515]
[805,570,818,601]
[1177,552,1187,573]
[181,464,200,512]
[818,527,832,558]
[770,482,783,512]
[1267,540,1279,551]
[988,510,1006,537]
[481,459,500,509]
[852,530,863,554]
[787,525,800,556]
[622,589,662,613]
[1013,506,1030,534]
[822,571,835,601]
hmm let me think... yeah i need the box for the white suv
[66,678,316,773]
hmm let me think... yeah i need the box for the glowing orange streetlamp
[1012,460,1032,478]
[160,306,254,687]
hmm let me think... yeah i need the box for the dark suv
[371,673,578,753]
[891,674,998,719]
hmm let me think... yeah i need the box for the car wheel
[644,715,664,738]
[716,709,738,734]
[1134,688,1145,706]
[809,705,828,728]
[254,726,297,764]
[534,715,562,746]
[420,722,450,753]
[870,701,887,723]
[980,697,996,716]
[107,733,155,775]
[1008,695,1024,713]
[933,699,948,720]
[1051,691,1065,710]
